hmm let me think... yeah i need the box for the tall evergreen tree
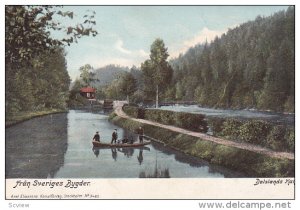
[142,38,173,107]
[119,72,137,103]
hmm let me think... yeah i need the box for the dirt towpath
[114,105,294,160]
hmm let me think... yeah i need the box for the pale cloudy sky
[58,6,289,81]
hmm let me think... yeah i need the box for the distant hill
[92,64,130,87]
[69,64,129,89]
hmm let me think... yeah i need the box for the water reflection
[92,146,150,165]
[111,148,117,161]
[139,158,171,178]
[5,113,68,178]
[7,110,243,178]
[139,168,170,178]
[92,147,100,157]
[137,149,143,165]
[150,141,244,178]
[118,147,134,158]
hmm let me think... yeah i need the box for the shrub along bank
[109,113,294,177]
[123,106,295,153]
[208,118,295,153]
[123,106,208,133]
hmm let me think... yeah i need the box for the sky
[56,6,289,81]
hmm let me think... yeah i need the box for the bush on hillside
[207,118,226,135]
[266,125,287,151]
[220,119,242,140]
[239,120,271,145]
[285,128,295,152]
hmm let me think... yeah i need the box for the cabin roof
[80,87,96,93]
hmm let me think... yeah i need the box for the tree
[5,6,98,114]
[119,72,137,103]
[130,65,143,89]
[32,47,70,109]
[105,79,122,100]
[67,79,87,107]
[5,6,98,69]
[6,47,71,113]
[141,59,156,100]
[258,41,292,111]
[142,38,173,107]
[79,64,98,86]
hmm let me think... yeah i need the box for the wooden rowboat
[92,140,151,148]
[92,146,150,151]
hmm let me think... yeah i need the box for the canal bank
[5,109,68,128]
[109,106,294,177]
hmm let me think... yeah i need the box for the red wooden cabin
[80,87,96,99]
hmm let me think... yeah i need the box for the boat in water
[92,140,151,148]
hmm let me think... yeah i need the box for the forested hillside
[169,7,294,112]
[92,65,130,86]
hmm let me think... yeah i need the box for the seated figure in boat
[129,137,134,144]
[116,138,127,144]
[122,138,129,144]
[119,136,134,144]
[93,131,100,142]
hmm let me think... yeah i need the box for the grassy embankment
[109,108,294,177]
[5,109,68,128]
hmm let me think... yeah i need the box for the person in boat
[129,136,134,144]
[137,126,144,143]
[93,131,100,142]
[111,129,118,144]
[122,138,129,144]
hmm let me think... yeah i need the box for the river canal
[159,105,294,125]
[6,110,242,179]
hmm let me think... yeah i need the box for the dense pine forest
[81,7,295,113]
[168,7,294,112]
[6,6,295,115]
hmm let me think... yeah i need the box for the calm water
[6,110,242,178]
[159,105,294,125]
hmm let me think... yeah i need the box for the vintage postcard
[4,3,295,207]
